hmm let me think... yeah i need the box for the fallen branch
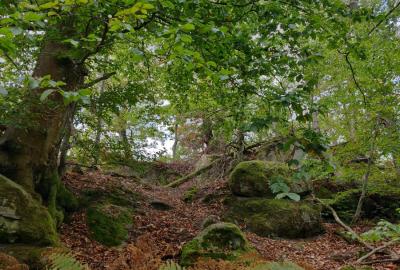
[165,158,221,188]
[313,196,374,250]
[314,196,400,263]
[357,238,400,263]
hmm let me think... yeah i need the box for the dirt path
[60,171,398,270]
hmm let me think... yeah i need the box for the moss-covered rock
[87,203,133,246]
[183,186,199,203]
[325,184,400,222]
[252,261,305,270]
[339,266,373,270]
[226,197,323,238]
[180,222,252,266]
[229,161,308,198]
[0,174,58,245]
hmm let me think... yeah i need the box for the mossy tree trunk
[0,33,85,222]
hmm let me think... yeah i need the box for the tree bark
[0,39,86,204]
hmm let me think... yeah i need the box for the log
[165,158,221,188]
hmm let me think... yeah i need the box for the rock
[150,200,173,211]
[229,160,308,197]
[325,184,400,222]
[0,174,58,245]
[201,215,220,229]
[226,197,323,238]
[253,261,305,270]
[180,222,252,266]
[87,203,133,246]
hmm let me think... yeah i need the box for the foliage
[361,217,400,242]
[48,252,88,270]
[159,261,185,270]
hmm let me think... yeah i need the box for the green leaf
[286,193,301,201]
[181,23,195,32]
[40,89,56,101]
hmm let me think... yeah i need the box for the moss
[225,197,323,238]
[326,184,400,222]
[86,203,133,246]
[0,174,58,245]
[339,266,373,270]
[229,161,295,197]
[252,261,305,270]
[183,187,199,203]
[36,173,78,226]
[180,222,252,266]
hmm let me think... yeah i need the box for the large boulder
[226,197,323,238]
[87,203,133,246]
[180,222,252,266]
[229,160,308,197]
[0,174,58,245]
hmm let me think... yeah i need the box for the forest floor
[60,170,399,270]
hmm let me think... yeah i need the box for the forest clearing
[1,0,400,269]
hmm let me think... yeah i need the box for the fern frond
[159,260,185,270]
[48,252,88,270]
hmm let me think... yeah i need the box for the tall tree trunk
[0,39,86,214]
[58,105,76,176]
[352,155,373,223]
[93,79,106,165]
[172,122,179,160]
[120,129,132,161]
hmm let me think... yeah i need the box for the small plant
[48,252,88,270]
[361,219,400,242]
[270,177,300,202]
[159,261,185,270]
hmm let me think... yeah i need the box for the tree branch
[368,1,400,36]
[340,51,368,106]
[357,238,400,263]
[82,72,116,89]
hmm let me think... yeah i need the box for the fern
[159,260,185,270]
[48,252,88,270]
